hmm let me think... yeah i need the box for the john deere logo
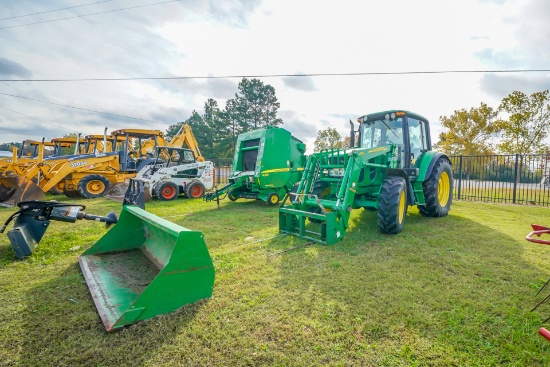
[70,161,88,167]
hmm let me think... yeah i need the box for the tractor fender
[385,168,415,206]
[416,152,451,182]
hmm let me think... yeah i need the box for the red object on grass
[525,224,550,245]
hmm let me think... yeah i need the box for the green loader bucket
[79,205,215,332]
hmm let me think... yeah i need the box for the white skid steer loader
[136,146,214,200]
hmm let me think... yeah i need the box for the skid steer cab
[280,110,453,245]
[135,146,214,200]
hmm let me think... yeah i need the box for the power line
[0,92,159,123]
[0,0,182,30]
[0,0,117,21]
[0,104,80,134]
[1,69,549,82]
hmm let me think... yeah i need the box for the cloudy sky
[0,0,549,153]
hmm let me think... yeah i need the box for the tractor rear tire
[418,159,453,217]
[185,181,205,199]
[378,176,407,234]
[155,181,179,201]
[267,192,280,206]
[77,175,110,199]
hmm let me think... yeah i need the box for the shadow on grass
[15,255,206,366]
[265,209,550,365]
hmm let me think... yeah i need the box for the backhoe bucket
[0,174,45,205]
[78,205,215,332]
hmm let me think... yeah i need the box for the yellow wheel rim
[398,190,406,223]
[86,180,105,194]
[270,194,278,204]
[438,171,450,207]
[55,181,65,192]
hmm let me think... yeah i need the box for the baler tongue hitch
[1,200,117,259]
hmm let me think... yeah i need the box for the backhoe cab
[279,110,453,245]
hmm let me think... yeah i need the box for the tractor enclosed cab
[204,126,306,206]
[279,110,453,245]
[135,146,214,201]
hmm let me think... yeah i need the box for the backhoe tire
[418,159,453,217]
[49,180,66,195]
[185,181,205,199]
[77,175,110,199]
[227,190,238,201]
[155,181,179,201]
[63,185,80,198]
[267,192,280,206]
[378,176,407,234]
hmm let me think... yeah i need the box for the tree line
[165,78,283,158]
[436,90,550,155]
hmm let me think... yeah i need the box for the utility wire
[0,0,117,21]
[0,0,182,30]
[0,92,159,123]
[0,104,80,133]
[1,69,549,82]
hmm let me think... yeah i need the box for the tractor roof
[357,110,429,123]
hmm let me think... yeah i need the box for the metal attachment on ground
[525,224,550,245]
[1,200,118,259]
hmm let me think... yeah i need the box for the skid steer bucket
[78,205,215,332]
[0,174,45,205]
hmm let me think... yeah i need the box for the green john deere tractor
[279,110,453,245]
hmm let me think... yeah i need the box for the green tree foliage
[165,78,283,158]
[0,142,21,152]
[232,78,283,129]
[497,90,550,154]
[314,127,344,152]
[435,103,499,155]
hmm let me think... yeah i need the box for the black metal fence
[207,154,550,206]
[449,153,550,206]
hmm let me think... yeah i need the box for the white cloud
[0,0,548,151]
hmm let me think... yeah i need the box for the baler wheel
[378,176,407,234]
[267,192,280,206]
[227,190,238,201]
[418,159,453,217]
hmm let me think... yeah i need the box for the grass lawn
[1,197,550,366]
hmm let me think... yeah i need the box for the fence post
[512,154,519,204]
[217,158,221,185]
[457,155,463,200]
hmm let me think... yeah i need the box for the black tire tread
[418,159,453,217]
[77,174,110,199]
[377,176,406,234]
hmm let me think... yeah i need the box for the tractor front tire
[155,181,179,201]
[185,181,205,199]
[378,176,407,234]
[77,175,110,199]
[267,192,280,206]
[418,159,453,217]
